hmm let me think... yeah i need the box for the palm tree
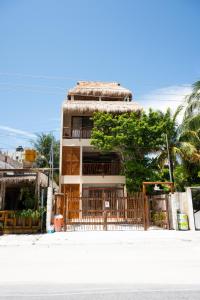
[156,107,200,183]
[181,80,200,156]
[184,80,200,119]
[32,133,60,169]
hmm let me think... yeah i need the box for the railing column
[125,197,128,220]
[103,210,107,231]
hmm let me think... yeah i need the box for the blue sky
[0,0,200,151]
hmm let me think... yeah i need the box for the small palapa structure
[0,169,48,234]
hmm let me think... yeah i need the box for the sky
[0,0,200,151]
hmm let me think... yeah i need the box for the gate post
[103,210,107,231]
[125,197,128,220]
[144,195,150,230]
[142,185,149,231]
[143,196,147,230]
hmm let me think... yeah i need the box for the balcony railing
[82,162,121,175]
[63,127,92,139]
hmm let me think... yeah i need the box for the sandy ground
[0,230,200,286]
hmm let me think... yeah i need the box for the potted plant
[152,212,166,227]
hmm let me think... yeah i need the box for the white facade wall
[61,175,126,185]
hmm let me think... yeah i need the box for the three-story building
[59,81,141,218]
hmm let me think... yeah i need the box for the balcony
[82,162,121,176]
[63,127,92,139]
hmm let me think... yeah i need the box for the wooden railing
[63,127,92,139]
[0,210,41,234]
[82,162,121,175]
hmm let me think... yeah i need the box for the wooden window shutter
[62,147,80,175]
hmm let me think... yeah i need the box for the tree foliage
[32,133,60,169]
[32,133,60,184]
[175,80,200,190]
[185,81,200,119]
[91,104,200,192]
[91,110,175,192]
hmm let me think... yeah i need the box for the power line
[0,86,65,96]
[0,83,67,90]
[0,72,80,81]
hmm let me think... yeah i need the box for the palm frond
[184,114,200,132]
[185,99,200,118]
[179,141,200,162]
[173,104,184,123]
[184,80,200,119]
[192,81,200,94]
[156,150,168,168]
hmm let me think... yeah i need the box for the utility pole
[50,140,54,195]
[46,139,54,232]
[165,134,173,182]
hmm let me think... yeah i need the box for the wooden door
[62,147,80,175]
[62,184,80,219]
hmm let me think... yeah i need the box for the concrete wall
[169,189,195,230]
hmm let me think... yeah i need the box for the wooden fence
[0,210,41,234]
[54,194,146,231]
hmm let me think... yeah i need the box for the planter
[0,221,3,235]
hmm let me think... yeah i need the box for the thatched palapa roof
[64,81,141,113]
[68,81,132,100]
[0,172,48,187]
[63,100,141,113]
[0,175,36,185]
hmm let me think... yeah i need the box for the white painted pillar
[168,193,179,230]
[46,187,53,232]
[124,184,127,197]
[186,187,195,231]
[59,107,64,192]
[80,145,83,177]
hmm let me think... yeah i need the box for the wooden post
[145,194,150,230]
[0,182,5,210]
[103,211,107,231]
[170,182,174,194]
[63,186,67,231]
[142,184,149,231]
[34,172,39,210]
[142,184,147,230]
